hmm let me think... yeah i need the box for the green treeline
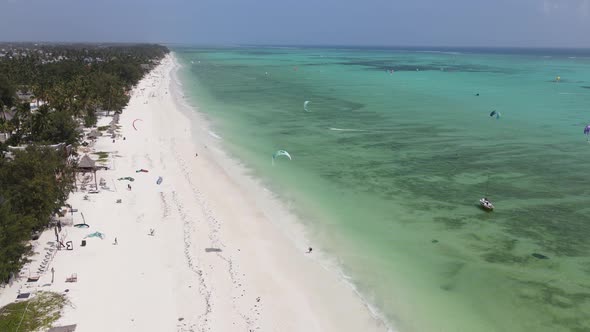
[0,147,73,280]
[0,43,168,282]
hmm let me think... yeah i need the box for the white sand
[0,54,388,332]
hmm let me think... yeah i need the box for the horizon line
[1,40,590,50]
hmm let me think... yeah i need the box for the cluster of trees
[0,147,74,281]
[0,43,168,145]
[0,44,168,282]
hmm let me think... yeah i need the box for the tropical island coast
[0,46,386,332]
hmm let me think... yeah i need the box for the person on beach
[307,247,312,254]
[113,237,118,245]
[127,184,132,191]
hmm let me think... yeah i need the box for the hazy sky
[1,0,589,47]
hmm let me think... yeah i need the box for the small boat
[479,198,494,211]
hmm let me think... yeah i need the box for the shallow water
[175,47,590,332]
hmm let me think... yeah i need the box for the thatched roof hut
[77,154,96,170]
[87,129,101,139]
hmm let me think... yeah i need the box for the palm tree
[31,104,51,140]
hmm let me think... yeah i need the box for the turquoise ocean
[175,47,590,332]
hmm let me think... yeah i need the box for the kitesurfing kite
[304,101,310,112]
[490,110,501,120]
[584,124,590,141]
[272,150,292,165]
[132,119,143,131]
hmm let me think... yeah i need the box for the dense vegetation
[0,291,68,331]
[0,43,168,282]
[0,43,168,144]
[0,146,74,280]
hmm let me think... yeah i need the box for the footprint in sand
[144,154,154,169]
[136,213,145,223]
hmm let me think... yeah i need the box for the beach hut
[87,129,101,139]
[78,154,96,169]
[75,154,98,190]
[107,122,117,135]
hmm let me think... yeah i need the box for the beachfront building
[0,109,15,142]
[75,154,98,190]
[30,99,47,112]
[16,90,34,102]
[0,133,10,143]
[0,108,15,121]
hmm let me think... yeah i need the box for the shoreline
[0,53,390,332]
[170,54,395,331]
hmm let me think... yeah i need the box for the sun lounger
[48,324,77,332]
[16,292,30,299]
[66,274,77,283]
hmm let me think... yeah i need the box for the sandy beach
[0,54,387,332]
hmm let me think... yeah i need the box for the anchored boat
[479,198,494,211]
